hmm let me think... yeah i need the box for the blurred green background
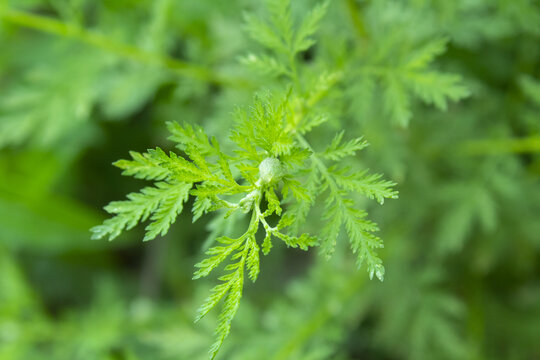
[0,0,539,359]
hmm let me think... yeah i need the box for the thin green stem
[460,136,540,155]
[294,132,340,194]
[288,52,302,92]
[255,198,278,233]
[345,0,368,40]
[0,7,245,87]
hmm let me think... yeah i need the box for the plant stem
[289,52,302,92]
[345,0,368,40]
[0,7,244,86]
[294,132,340,194]
[460,136,540,155]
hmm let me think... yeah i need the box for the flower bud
[259,157,283,184]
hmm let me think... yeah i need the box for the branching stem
[294,132,340,195]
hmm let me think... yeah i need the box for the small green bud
[259,157,283,184]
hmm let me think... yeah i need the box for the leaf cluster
[90,1,401,357]
[92,93,396,358]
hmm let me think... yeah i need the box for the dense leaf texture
[1,0,538,359]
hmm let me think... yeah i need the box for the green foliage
[92,89,395,356]
[91,180,192,242]
[0,50,101,148]
[1,0,540,359]
[349,36,470,127]
[90,2,399,355]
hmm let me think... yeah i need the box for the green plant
[2,0,539,359]
[91,1,400,357]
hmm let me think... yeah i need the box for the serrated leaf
[331,167,398,204]
[143,182,192,241]
[262,232,273,255]
[293,1,328,53]
[405,72,470,111]
[384,74,412,127]
[195,281,232,323]
[282,177,311,201]
[113,150,170,180]
[296,113,329,134]
[209,273,243,360]
[320,200,342,257]
[321,131,368,161]
[240,53,289,77]
[166,121,215,156]
[244,13,286,53]
[265,187,282,216]
[192,197,213,223]
[404,37,449,71]
[91,182,189,242]
[246,238,260,282]
[280,147,311,167]
[193,238,241,279]
[275,232,318,250]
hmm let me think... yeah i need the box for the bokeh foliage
[0,0,539,359]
